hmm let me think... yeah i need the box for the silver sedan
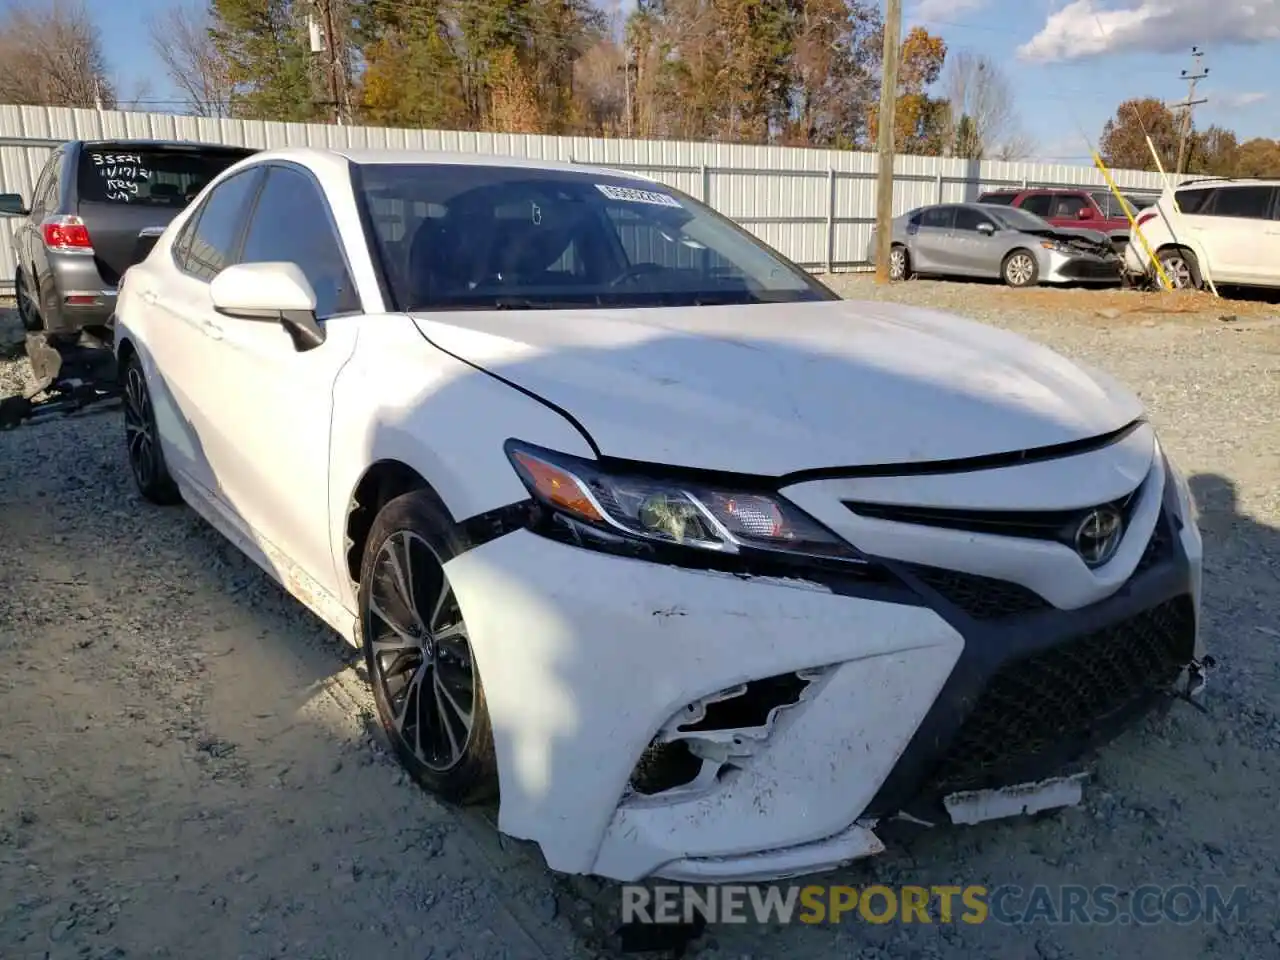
[867,202,1123,287]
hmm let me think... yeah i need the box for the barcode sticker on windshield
[595,184,682,208]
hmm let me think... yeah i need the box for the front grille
[904,565,1049,620]
[1062,259,1123,280]
[844,491,1141,548]
[927,596,1196,794]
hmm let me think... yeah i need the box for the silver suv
[0,139,254,344]
[1125,177,1280,290]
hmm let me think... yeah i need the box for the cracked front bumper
[441,443,1203,883]
[443,529,963,881]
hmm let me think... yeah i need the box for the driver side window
[238,166,360,318]
[954,208,994,232]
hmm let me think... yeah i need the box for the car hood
[409,299,1144,476]
[1024,225,1113,248]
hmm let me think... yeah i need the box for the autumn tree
[1234,137,1280,177]
[352,0,603,133]
[0,0,114,108]
[210,0,321,122]
[351,0,467,129]
[867,26,948,155]
[1186,125,1239,176]
[1098,97,1181,171]
[148,0,235,118]
[785,0,882,148]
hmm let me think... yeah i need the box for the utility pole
[874,0,903,284]
[308,0,347,125]
[1172,47,1208,175]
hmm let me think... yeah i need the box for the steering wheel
[609,262,669,287]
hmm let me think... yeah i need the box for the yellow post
[1091,150,1173,290]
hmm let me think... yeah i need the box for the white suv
[1125,178,1280,289]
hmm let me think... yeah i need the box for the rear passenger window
[919,207,954,228]
[1209,185,1274,220]
[178,169,260,281]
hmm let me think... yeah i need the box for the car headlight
[505,440,865,564]
[1040,240,1073,255]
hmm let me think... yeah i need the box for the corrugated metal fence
[0,104,1174,289]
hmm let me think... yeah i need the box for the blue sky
[95,0,1278,166]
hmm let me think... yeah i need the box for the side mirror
[1077,207,1096,220]
[0,193,29,217]
[209,262,326,351]
[977,222,996,235]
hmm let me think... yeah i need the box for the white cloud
[911,0,990,21]
[1215,91,1268,109]
[1018,0,1280,62]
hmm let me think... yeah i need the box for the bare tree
[992,133,1035,162]
[941,50,1023,160]
[148,0,234,117]
[573,38,628,134]
[0,0,115,108]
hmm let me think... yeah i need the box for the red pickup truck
[976,187,1156,253]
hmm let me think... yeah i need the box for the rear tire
[14,269,40,332]
[360,489,498,806]
[1002,249,1039,288]
[1156,247,1202,290]
[121,351,181,505]
[889,244,911,282]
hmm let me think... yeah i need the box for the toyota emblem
[1074,506,1124,567]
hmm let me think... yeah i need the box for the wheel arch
[116,335,138,381]
[342,458,444,587]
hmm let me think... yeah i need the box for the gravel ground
[2,280,1278,960]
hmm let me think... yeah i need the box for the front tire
[1002,249,1039,288]
[359,490,498,805]
[121,352,181,505]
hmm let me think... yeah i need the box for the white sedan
[113,147,1208,884]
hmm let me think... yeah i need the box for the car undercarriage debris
[0,333,120,430]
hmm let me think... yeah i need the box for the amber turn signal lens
[511,451,604,522]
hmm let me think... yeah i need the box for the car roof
[239,145,658,184]
[74,138,255,153]
[1176,176,1280,188]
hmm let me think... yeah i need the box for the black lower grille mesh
[907,566,1049,620]
[928,596,1196,794]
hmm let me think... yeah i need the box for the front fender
[327,314,596,610]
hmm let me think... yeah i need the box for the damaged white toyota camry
[113,147,1209,884]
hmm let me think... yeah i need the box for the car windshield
[78,146,250,208]
[354,163,837,310]
[988,206,1053,231]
